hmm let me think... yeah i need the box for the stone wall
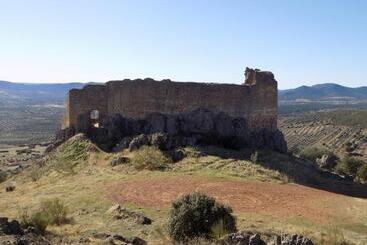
[106,76,277,131]
[61,84,108,132]
[61,68,278,136]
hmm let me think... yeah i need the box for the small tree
[168,192,236,242]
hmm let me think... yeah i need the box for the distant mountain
[0,81,86,105]
[2,80,366,106]
[279,83,367,101]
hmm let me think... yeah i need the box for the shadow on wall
[84,108,287,153]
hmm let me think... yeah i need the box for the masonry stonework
[59,68,285,152]
[62,68,277,131]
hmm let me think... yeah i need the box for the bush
[20,198,69,234]
[40,198,69,225]
[130,146,171,170]
[299,146,332,162]
[168,192,236,242]
[357,164,367,182]
[20,209,49,234]
[335,157,364,176]
[0,170,7,183]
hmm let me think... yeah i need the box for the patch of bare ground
[107,175,362,224]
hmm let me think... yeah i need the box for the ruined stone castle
[59,68,287,152]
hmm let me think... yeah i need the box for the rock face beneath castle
[58,68,287,152]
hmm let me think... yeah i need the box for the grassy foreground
[0,135,366,244]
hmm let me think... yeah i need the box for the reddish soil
[107,175,347,223]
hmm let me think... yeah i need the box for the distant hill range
[0,81,85,105]
[279,83,367,102]
[1,80,367,105]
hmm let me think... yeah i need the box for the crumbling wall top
[244,67,276,86]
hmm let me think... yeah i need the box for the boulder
[316,154,337,169]
[0,217,23,236]
[106,204,152,225]
[0,217,50,245]
[129,134,149,151]
[113,136,133,152]
[110,156,129,166]
[281,234,314,245]
[223,232,313,245]
[93,232,146,245]
[249,233,266,245]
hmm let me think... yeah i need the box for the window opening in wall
[90,110,100,128]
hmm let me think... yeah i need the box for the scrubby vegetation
[168,192,236,242]
[40,198,69,225]
[0,170,7,183]
[20,209,50,234]
[335,157,367,180]
[298,146,332,162]
[1,135,366,243]
[296,145,367,182]
[20,198,69,234]
[130,146,171,170]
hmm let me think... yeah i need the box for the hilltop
[1,135,367,244]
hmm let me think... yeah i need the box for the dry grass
[0,138,366,244]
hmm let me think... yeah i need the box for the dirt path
[106,175,357,223]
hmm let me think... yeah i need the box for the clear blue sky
[1,0,366,89]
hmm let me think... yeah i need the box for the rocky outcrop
[223,232,314,245]
[106,204,152,225]
[0,217,50,245]
[101,109,287,153]
[92,232,146,245]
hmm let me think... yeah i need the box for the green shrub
[357,164,367,182]
[20,198,69,234]
[20,209,50,234]
[130,146,171,171]
[299,146,332,162]
[0,170,7,183]
[40,198,69,225]
[335,157,364,176]
[168,192,236,242]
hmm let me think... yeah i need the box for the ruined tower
[59,68,286,152]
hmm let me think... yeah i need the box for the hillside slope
[1,136,367,244]
[279,83,367,101]
[0,80,85,105]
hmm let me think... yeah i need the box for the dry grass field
[0,136,366,244]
